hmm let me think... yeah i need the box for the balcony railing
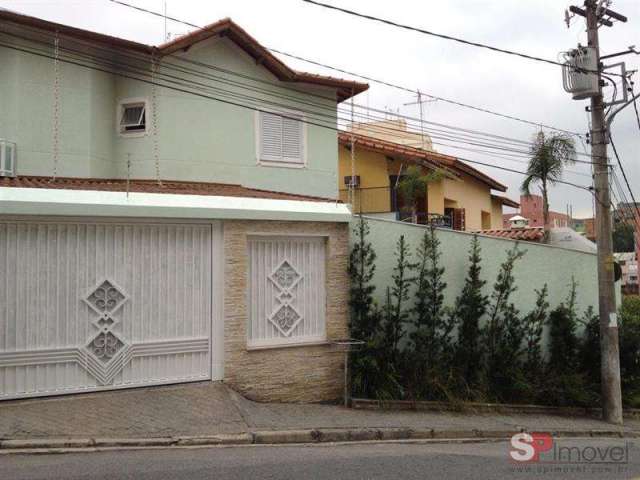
[339,187,454,229]
[397,211,453,228]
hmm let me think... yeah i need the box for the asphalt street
[1,438,638,480]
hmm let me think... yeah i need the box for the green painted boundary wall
[355,217,599,323]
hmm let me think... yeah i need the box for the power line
[104,0,583,137]
[610,170,640,234]
[269,48,584,137]
[299,0,610,77]
[0,38,596,197]
[0,26,599,164]
[633,89,640,132]
[609,132,640,225]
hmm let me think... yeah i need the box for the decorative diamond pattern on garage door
[0,221,218,400]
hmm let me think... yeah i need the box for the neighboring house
[337,120,519,232]
[615,252,638,295]
[0,10,369,402]
[503,194,570,229]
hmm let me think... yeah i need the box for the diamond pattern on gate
[81,279,131,385]
[268,260,304,337]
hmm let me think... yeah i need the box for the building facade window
[118,98,148,136]
[257,111,306,167]
[247,236,326,348]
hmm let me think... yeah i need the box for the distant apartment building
[503,194,570,229]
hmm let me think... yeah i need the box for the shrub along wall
[347,216,636,407]
[359,216,598,321]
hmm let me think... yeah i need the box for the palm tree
[521,132,577,241]
[398,165,442,224]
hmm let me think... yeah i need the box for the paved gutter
[1,427,636,455]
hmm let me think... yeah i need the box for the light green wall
[0,38,116,178]
[357,217,599,323]
[1,35,339,198]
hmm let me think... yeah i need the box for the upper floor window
[258,111,305,167]
[118,99,148,136]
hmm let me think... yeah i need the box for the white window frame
[246,234,327,349]
[0,140,16,177]
[117,97,150,137]
[255,109,307,168]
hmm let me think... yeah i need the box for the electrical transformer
[562,46,600,100]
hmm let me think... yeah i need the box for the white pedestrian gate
[0,219,221,400]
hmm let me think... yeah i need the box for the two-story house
[337,119,519,231]
[0,10,368,402]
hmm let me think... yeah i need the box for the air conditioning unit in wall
[0,140,16,177]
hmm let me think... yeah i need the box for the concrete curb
[351,398,640,419]
[1,428,637,453]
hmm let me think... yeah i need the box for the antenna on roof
[404,90,437,150]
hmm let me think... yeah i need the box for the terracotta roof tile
[0,176,337,203]
[475,227,545,242]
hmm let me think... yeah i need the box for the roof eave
[0,9,154,55]
[158,18,368,102]
[338,134,458,179]
[492,194,520,208]
[0,11,368,103]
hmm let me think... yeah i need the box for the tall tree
[451,235,488,390]
[348,216,378,341]
[397,166,442,223]
[523,285,550,378]
[383,235,416,364]
[484,245,526,400]
[411,227,450,368]
[521,132,576,241]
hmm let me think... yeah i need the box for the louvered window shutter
[259,112,304,165]
[282,116,303,163]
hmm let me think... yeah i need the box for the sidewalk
[0,382,638,448]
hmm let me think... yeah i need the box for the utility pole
[566,0,630,424]
[585,0,623,425]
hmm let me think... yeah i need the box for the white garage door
[0,219,221,400]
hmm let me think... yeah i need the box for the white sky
[1,0,638,218]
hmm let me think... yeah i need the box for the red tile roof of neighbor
[338,132,508,192]
[476,227,545,242]
[0,11,368,103]
[0,176,337,203]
